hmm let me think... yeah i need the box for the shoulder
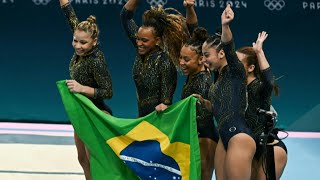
[248,79,263,92]
[88,48,106,65]
[91,47,105,59]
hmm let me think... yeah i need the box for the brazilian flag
[57,80,201,180]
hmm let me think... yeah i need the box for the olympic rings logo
[146,0,168,7]
[33,0,51,5]
[264,0,285,11]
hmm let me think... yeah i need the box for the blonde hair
[76,15,99,39]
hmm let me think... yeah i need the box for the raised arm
[220,4,242,72]
[252,31,270,71]
[59,0,68,6]
[184,0,197,25]
[120,0,139,47]
[124,0,140,11]
[221,4,233,43]
[184,0,198,35]
[253,31,274,94]
[60,0,79,32]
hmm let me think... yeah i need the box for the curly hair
[143,5,189,67]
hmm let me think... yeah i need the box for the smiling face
[179,45,203,75]
[136,26,160,55]
[202,42,223,72]
[72,30,97,56]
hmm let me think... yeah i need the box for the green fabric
[57,80,201,180]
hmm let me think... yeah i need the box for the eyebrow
[136,36,148,41]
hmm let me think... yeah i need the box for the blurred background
[1,0,319,131]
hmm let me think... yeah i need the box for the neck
[218,59,228,73]
[141,46,160,60]
[247,75,256,85]
[193,65,206,75]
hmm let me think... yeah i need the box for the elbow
[107,91,113,99]
[96,88,113,100]
[102,90,113,100]
[266,79,275,89]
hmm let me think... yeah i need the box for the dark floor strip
[0,128,73,132]
[0,170,83,175]
[0,134,74,145]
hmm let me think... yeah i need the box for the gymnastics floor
[0,122,319,180]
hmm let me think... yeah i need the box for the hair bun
[192,27,208,42]
[86,15,97,24]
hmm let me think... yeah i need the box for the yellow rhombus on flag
[57,80,201,180]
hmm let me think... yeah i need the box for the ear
[155,37,161,46]
[93,38,98,46]
[248,64,255,73]
[198,55,205,65]
[218,49,225,59]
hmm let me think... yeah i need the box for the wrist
[93,88,97,99]
[222,23,230,28]
[79,85,86,94]
[255,50,265,56]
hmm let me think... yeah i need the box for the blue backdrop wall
[1,0,319,131]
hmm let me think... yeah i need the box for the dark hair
[237,46,280,96]
[142,5,189,67]
[142,13,168,37]
[237,47,260,77]
[76,15,99,39]
[203,26,222,51]
[204,35,222,51]
[184,27,208,55]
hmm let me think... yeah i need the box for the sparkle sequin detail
[121,8,177,117]
[62,3,113,105]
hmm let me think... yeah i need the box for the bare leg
[250,159,260,180]
[214,139,226,180]
[274,146,287,179]
[225,133,256,180]
[255,146,287,180]
[74,133,91,180]
[199,138,217,180]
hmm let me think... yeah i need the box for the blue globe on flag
[120,140,182,180]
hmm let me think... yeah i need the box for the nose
[136,39,142,46]
[73,42,81,49]
[179,59,185,66]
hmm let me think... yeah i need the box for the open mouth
[76,50,84,54]
[138,46,145,51]
[180,67,189,74]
